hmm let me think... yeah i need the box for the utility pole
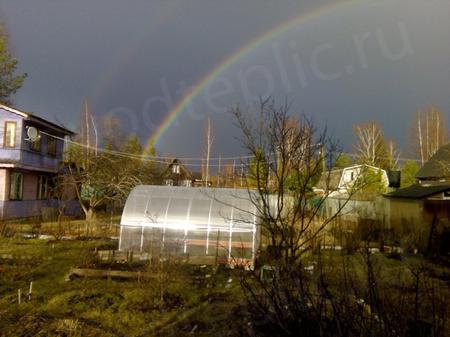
[90,111,98,156]
[85,100,90,156]
[240,162,244,187]
[232,160,236,188]
[204,117,213,187]
[217,154,222,187]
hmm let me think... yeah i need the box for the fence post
[28,281,33,301]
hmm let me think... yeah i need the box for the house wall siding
[1,200,54,219]
[0,199,81,220]
[20,150,61,171]
[20,121,66,171]
[0,108,23,162]
[0,107,80,219]
[0,108,67,172]
[380,198,425,234]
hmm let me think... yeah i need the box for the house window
[30,137,41,152]
[4,122,16,148]
[47,136,57,156]
[172,164,180,174]
[37,175,49,200]
[165,179,173,186]
[9,172,23,200]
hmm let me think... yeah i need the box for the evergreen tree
[0,27,26,104]
[333,153,353,168]
[401,160,419,187]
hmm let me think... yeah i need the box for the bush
[386,251,402,260]
[342,230,360,254]
[41,207,59,222]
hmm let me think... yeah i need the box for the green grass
[0,237,244,336]
[1,214,123,238]
[1,237,449,336]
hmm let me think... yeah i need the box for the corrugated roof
[416,144,450,179]
[384,183,450,199]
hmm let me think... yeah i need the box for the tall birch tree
[411,105,448,165]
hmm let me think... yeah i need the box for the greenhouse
[119,185,260,267]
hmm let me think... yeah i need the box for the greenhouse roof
[120,185,259,232]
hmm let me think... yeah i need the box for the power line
[42,131,255,167]
[41,131,422,167]
[41,131,254,163]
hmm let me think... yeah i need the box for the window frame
[9,172,23,201]
[172,164,180,174]
[4,121,17,148]
[47,136,57,156]
[37,175,49,200]
[29,135,42,152]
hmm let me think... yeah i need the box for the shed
[119,185,260,267]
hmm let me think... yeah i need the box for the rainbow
[149,0,362,147]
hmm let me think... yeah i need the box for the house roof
[416,144,450,180]
[384,183,450,199]
[0,104,75,135]
[162,158,193,178]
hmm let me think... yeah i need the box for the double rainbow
[147,0,361,146]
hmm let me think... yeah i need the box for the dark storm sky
[0,0,449,158]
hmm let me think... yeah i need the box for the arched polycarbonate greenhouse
[119,185,260,267]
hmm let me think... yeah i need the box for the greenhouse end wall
[119,185,260,267]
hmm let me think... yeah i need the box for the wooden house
[315,164,389,196]
[162,158,194,187]
[162,158,212,187]
[314,165,389,221]
[0,104,77,219]
[382,144,450,253]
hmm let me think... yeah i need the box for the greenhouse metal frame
[119,185,260,267]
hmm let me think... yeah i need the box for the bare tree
[230,98,364,335]
[203,116,214,187]
[65,147,142,235]
[48,170,78,239]
[353,122,388,168]
[411,105,448,165]
[217,154,222,187]
[228,99,448,337]
[385,139,401,170]
[79,100,96,163]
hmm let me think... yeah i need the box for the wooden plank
[65,268,157,281]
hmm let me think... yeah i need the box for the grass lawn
[1,215,123,238]
[1,236,449,336]
[0,237,245,337]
